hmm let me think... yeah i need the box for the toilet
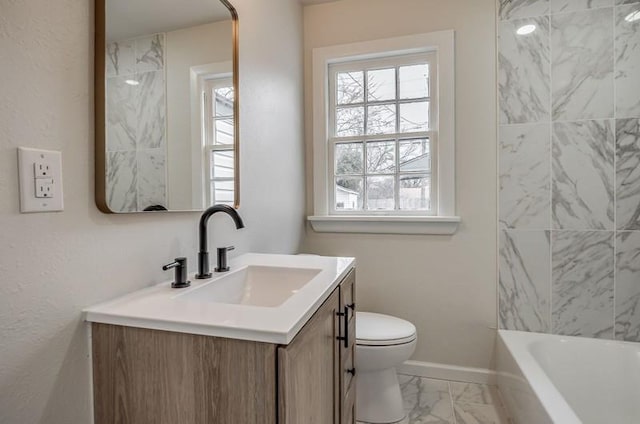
[356,312,417,424]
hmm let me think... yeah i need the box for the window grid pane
[330,56,433,213]
[333,136,432,212]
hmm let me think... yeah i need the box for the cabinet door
[339,269,356,424]
[278,287,340,424]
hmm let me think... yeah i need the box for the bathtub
[496,330,640,424]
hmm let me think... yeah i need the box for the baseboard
[397,360,497,385]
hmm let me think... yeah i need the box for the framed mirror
[95,0,239,213]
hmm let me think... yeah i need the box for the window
[203,78,234,206]
[309,31,459,234]
[329,54,436,215]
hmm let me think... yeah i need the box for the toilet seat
[356,312,417,346]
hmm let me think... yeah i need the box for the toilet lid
[356,312,417,346]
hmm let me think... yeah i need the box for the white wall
[165,20,232,210]
[302,0,498,369]
[0,0,304,422]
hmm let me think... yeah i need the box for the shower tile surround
[106,34,167,212]
[498,0,640,340]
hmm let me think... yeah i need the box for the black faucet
[196,204,244,279]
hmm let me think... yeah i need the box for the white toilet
[356,312,417,424]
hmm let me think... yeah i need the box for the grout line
[549,10,554,336]
[447,381,458,424]
[612,0,619,342]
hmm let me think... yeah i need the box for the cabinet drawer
[342,341,355,395]
[341,376,356,424]
[340,269,356,315]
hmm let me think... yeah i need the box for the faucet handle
[215,246,234,273]
[162,257,191,289]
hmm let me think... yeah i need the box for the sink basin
[175,265,322,307]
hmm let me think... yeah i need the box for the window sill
[307,215,460,235]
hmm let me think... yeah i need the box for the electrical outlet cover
[17,147,64,213]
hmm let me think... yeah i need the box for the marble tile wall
[106,34,167,212]
[498,0,640,341]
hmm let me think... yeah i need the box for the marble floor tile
[615,232,640,342]
[616,118,640,229]
[499,230,551,332]
[551,8,614,121]
[552,230,615,338]
[552,120,614,230]
[499,0,550,20]
[398,375,455,424]
[615,4,640,118]
[499,123,551,229]
[453,403,510,424]
[358,376,510,424]
[499,17,551,124]
[450,382,501,406]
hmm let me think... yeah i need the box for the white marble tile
[398,375,455,424]
[499,230,551,332]
[552,230,614,338]
[106,40,135,77]
[499,17,551,124]
[615,231,640,341]
[616,119,640,229]
[500,0,550,20]
[453,403,510,424]
[500,123,551,229]
[615,4,640,118]
[136,70,166,149]
[617,0,640,6]
[552,120,614,230]
[136,149,166,211]
[106,76,137,151]
[107,151,137,213]
[551,8,614,121]
[551,0,613,13]
[450,382,501,405]
[135,34,164,73]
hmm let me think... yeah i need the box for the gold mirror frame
[94,0,240,213]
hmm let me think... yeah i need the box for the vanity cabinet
[278,268,356,424]
[91,268,356,424]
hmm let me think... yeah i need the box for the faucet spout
[196,204,244,279]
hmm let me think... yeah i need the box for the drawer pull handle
[347,367,356,376]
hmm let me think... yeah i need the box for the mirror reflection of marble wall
[106,34,167,212]
[102,0,234,213]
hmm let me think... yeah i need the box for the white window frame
[328,53,438,216]
[189,61,232,209]
[202,77,235,207]
[308,31,460,235]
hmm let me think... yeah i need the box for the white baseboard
[397,360,497,385]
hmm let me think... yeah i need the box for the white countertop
[84,253,355,344]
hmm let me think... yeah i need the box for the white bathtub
[497,330,640,424]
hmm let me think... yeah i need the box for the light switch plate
[17,147,64,213]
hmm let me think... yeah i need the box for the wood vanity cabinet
[91,268,356,424]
